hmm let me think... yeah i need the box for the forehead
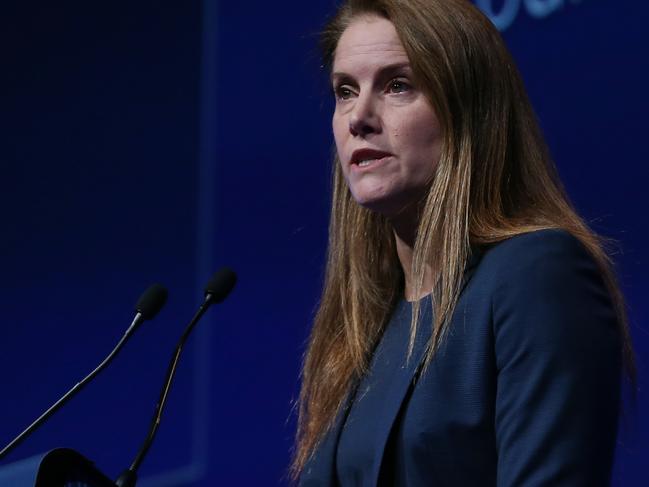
[333,15,410,74]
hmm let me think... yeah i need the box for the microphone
[204,267,237,304]
[115,268,237,487]
[0,284,168,461]
[136,284,168,320]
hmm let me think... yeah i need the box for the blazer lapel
[302,249,484,487]
[299,382,359,486]
[368,249,484,486]
[367,302,432,486]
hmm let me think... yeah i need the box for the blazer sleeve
[491,231,622,487]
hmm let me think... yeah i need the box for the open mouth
[351,148,392,167]
[358,158,378,168]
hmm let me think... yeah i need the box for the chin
[351,186,426,220]
[352,192,404,217]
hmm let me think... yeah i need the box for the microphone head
[204,268,237,303]
[136,284,168,320]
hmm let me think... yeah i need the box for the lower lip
[351,156,391,173]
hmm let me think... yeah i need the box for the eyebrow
[331,62,412,84]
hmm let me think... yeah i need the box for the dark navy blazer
[300,230,622,486]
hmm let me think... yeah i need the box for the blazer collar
[366,248,483,484]
[300,248,484,486]
[299,377,358,486]
[367,300,433,485]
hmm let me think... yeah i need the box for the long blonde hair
[292,0,634,478]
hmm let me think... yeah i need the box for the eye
[334,84,356,101]
[387,78,411,94]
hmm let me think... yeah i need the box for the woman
[293,0,634,485]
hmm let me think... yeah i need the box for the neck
[391,207,433,302]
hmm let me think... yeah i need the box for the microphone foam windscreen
[204,268,237,303]
[136,284,168,320]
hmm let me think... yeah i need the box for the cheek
[405,113,441,158]
[333,115,353,178]
[395,118,441,182]
[332,114,347,148]
[409,108,440,141]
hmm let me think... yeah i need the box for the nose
[349,92,380,137]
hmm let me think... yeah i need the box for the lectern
[0,448,115,487]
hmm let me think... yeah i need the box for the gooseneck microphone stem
[130,294,214,475]
[116,268,236,487]
[0,283,167,462]
[0,313,145,460]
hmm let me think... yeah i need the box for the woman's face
[332,14,442,218]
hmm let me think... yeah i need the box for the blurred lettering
[475,0,585,31]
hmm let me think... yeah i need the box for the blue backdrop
[1,0,647,485]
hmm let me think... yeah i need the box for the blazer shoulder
[475,229,620,375]
[476,228,599,285]
[483,227,589,260]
